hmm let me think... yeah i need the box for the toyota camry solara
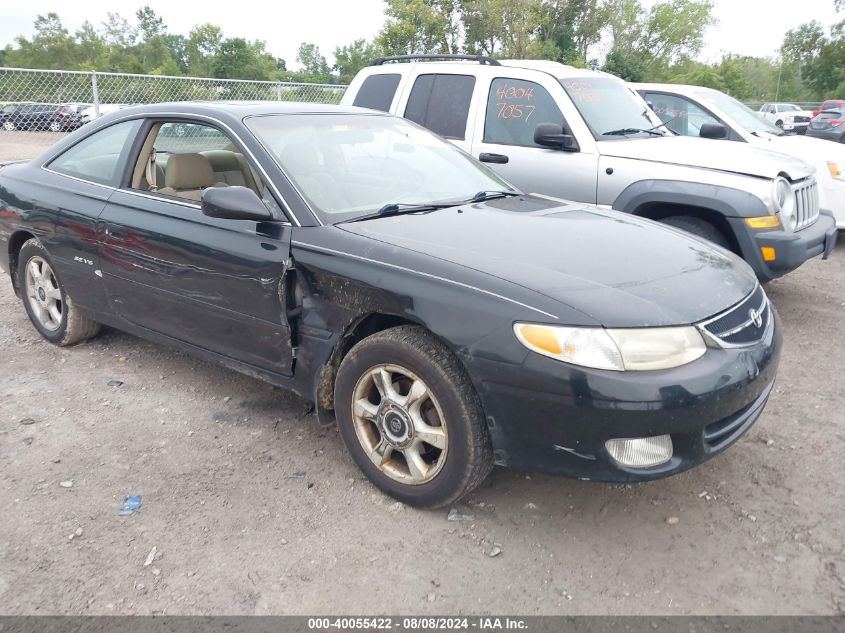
[0,103,780,507]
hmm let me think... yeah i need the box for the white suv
[758,103,813,134]
[343,55,837,282]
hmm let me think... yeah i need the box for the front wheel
[48,121,62,132]
[334,326,493,508]
[2,121,16,131]
[17,239,101,346]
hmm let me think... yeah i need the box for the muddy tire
[17,239,100,346]
[334,325,493,509]
[661,215,730,250]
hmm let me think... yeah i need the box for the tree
[377,0,461,55]
[213,38,278,80]
[602,46,645,80]
[136,6,166,40]
[296,42,332,80]
[186,24,223,76]
[334,39,382,83]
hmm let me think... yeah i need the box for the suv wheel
[775,120,784,128]
[661,216,730,250]
[334,325,493,508]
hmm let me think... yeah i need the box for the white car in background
[635,83,845,230]
[79,103,129,124]
[758,103,813,134]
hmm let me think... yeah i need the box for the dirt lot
[0,131,66,162]
[0,241,843,616]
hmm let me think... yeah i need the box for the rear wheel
[2,121,16,131]
[17,239,100,346]
[661,215,730,250]
[334,326,493,508]
[48,121,62,132]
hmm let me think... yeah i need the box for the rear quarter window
[48,120,140,186]
[352,74,402,112]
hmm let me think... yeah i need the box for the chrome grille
[793,178,819,231]
[700,285,770,347]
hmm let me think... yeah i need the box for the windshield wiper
[469,190,520,203]
[602,127,665,137]
[344,202,454,223]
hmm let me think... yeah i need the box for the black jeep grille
[702,285,769,346]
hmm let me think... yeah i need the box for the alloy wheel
[24,256,63,331]
[49,121,62,132]
[351,364,448,485]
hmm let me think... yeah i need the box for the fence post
[91,72,100,118]
[275,82,283,102]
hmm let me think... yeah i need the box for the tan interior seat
[157,153,226,201]
[200,150,260,194]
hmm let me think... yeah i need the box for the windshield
[695,90,783,136]
[779,104,801,112]
[246,114,515,223]
[560,77,665,139]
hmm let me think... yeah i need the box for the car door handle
[479,153,509,164]
[105,227,125,240]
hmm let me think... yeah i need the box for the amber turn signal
[760,246,777,262]
[745,216,781,229]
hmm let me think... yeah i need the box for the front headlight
[513,323,707,372]
[772,177,796,230]
[828,161,845,181]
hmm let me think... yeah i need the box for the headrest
[165,153,215,190]
[200,150,243,172]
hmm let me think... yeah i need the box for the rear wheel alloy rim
[3,122,14,131]
[49,121,62,132]
[25,256,63,331]
[351,364,448,485]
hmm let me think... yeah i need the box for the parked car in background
[636,83,845,230]
[0,103,83,132]
[813,99,845,118]
[64,102,92,116]
[79,103,128,124]
[343,56,838,281]
[0,102,782,507]
[807,108,845,145]
[758,103,813,134]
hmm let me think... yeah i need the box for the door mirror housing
[534,123,579,152]
[201,186,273,221]
[699,123,727,140]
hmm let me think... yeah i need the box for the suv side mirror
[699,123,727,140]
[201,186,273,221]
[534,123,579,152]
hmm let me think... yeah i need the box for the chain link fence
[0,67,347,161]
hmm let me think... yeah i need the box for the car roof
[366,58,617,80]
[110,101,367,118]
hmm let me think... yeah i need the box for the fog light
[605,435,673,468]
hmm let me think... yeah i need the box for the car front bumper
[463,307,781,482]
[730,211,838,281]
[783,121,809,133]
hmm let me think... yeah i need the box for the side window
[48,120,140,186]
[484,78,565,147]
[134,122,261,202]
[404,74,476,140]
[647,93,720,137]
[352,74,401,112]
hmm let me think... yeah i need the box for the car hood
[754,133,845,165]
[596,136,814,180]
[339,196,756,327]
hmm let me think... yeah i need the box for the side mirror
[201,186,273,221]
[699,123,727,140]
[534,123,579,152]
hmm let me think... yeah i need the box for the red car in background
[813,99,845,118]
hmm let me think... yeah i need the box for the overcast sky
[0,0,841,69]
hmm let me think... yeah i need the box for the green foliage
[334,39,383,83]
[602,47,645,81]
[295,43,332,81]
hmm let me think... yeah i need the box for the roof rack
[371,54,501,67]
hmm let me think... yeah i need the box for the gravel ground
[0,131,65,162]
[0,242,843,616]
